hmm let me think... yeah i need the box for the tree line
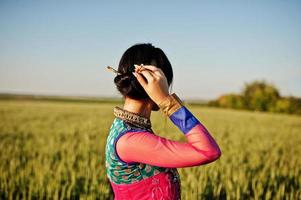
[208,80,301,115]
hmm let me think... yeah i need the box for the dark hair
[114,43,173,100]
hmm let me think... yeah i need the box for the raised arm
[116,93,221,168]
[117,64,221,167]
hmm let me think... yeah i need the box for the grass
[0,100,300,199]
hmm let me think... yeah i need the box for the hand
[133,64,170,105]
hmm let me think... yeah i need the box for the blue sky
[0,1,300,100]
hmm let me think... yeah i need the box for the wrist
[158,93,184,116]
[155,94,169,105]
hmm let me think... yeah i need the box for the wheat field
[0,100,300,199]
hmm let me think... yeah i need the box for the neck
[123,97,152,119]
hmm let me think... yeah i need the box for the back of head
[114,43,173,100]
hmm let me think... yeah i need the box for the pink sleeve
[116,93,221,168]
[116,123,221,168]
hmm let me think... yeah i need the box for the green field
[0,100,300,199]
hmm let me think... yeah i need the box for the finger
[136,65,143,73]
[134,64,157,73]
[134,64,162,77]
[140,65,163,76]
[140,65,157,71]
[133,72,147,88]
[134,64,144,73]
[139,69,155,82]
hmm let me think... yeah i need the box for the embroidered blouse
[105,93,221,199]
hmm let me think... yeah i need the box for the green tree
[273,96,301,114]
[216,94,245,109]
[242,80,280,111]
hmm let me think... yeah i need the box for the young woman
[105,43,221,200]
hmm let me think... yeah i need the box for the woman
[105,43,221,200]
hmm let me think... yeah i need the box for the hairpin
[106,65,139,75]
[106,66,122,75]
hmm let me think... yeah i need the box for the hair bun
[114,73,133,96]
[114,72,149,99]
